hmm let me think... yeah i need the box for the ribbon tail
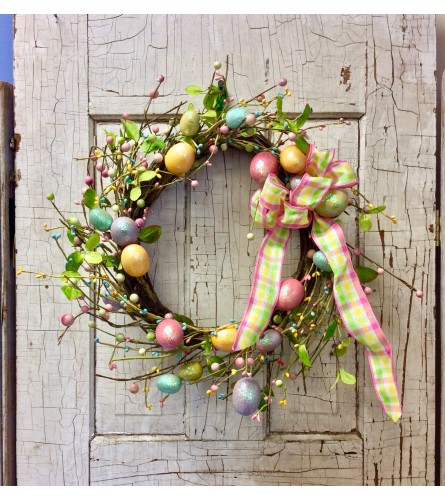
[232,226,290,350]
[312,215,402,422]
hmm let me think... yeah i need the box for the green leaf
[364,205,386,215]
[122,119,140,143]
[355,266,378,283]
[138,225,162,244]
[334,339,349,357]
[294,135,309,155]
[83,251,103,264]
[276,95,286,120]
[174,314,194,326]
[65,251,84,272]
[200,110,216,119]
[83,188,97,209]
[61,285,83,301]
[130,186,142,201]
[339,368,356,385]
[140,138,166,154]
[330,371,341,390]
[359,213,372,232]
[60,271,81,284]
[185,84,204,96]
[85,233,100,251]
[203,92,217,110]
[187,102,195,111]
[297,344,312,367]
[295,104,312,129]
[67,229,76,245]
[139,170,157,183]
[101,255,116,268]
[324,320,337,340]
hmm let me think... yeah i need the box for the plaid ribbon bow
[232,144,402,422]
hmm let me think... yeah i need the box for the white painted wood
[441,72,445,486]
[14,14,436,486]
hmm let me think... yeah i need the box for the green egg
[178,361,203,382]
[179,110,200,137]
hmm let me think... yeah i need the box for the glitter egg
[156,374,183,394]
[120,244,150,277]
[255,329,283,353]
[179,109,200,137]
[279,144,307,174]
[110,217,140,247]
[276,278,305,310]
[89,208,113,231]
[315,189,349,218]
[225,107,249,129]
[211,326,238,352]
[178,361,203,382]
[313,251,332,273]
[155,319,184,349]
[249,152,279,184]
[164,142,195,176]
[232,378,261,416]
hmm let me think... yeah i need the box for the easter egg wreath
[21,61,423,422]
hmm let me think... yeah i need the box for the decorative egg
[164,142,195,176]
[313,251,332,273]
[90,208,113,231]
[279,144,307,174]
[178,361,203,382]
[206,355,226,375]
[120,244,150,277]
[225,107,249,129]
[255,329,283,353]
[315,189,349,218]
[232,378,261,416]
[155,319,184,349]
[110,217,140,247]
[249,152,279,184]
[211,326,238,352]
[179,109,200,137]
[276,278,305,310]
[156,374,182,394]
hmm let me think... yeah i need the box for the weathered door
[14,14,436,485]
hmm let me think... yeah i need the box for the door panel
[14,14,436,485]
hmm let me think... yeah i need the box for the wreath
[19,60,423,422]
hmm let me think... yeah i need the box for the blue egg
[156,374,182,394]
[313,251,332,273]
[90,208,113,232]
[232,378,261,416]
[110,216,140,247]
[225,107,249,129]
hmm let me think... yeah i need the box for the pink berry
[106,135,114,145]
[416,290,424,298]
[364,287,373,295]
[234,357,245,368]
[220,125,229,135]
[288,132,297,141]
[85,175,94,186]
[81,305,90,313]
[164,312,174,319]
[157,75,165,83]
[151,125,159,133]
[377,268,385,275]
[101,169,109,178]
[191,180,199,188]
[209,145,218,154]
[121,141,131,153]
[129,383,139,394]
[256,94,265,102]
[278,77,287,87]
[306,249,316,260]
[73,236,82,246]
[100,313,110,321]
[135,218,145,228]
[122,113,129,120]
[104,304,113,312]
[289,372,297,381]
[353,248,361,256]
[210,384,219,392]
[61,313,75,327]
[245,113,256,126]
[95,162,104,172]
[210,362,220,372]
[247,357,254,367]
[153,153,163,163]
[148,88,159,98]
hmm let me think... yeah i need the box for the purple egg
[110,217,140,247]
[232,378,261,416]
[255,329,283,353]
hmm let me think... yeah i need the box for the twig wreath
[19,60,423,422]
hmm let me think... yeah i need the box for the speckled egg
[156,374,183,394]
[90,208,113,232]
[164,142,195,176]
[315,189,349,218]
[249,152,279,184]
[255,329,283,353]
[110,217,140,247]
[276,278,305,310]
[155,319,184,349]
[313,251,332,273]
[179,110,200,137]
[225,107,249,129]
[177,361,203,382]
[211,326,238,352]
[232,378,261,416]
[279,144,307,174]
[120,244,150,277]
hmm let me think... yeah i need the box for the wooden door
[14,14,437,485]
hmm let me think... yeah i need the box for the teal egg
[225,107,249,129]
[90,208,113,231]
[156,374,182,394]
[313,251,332,273]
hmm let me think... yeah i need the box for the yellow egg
[165,142,195,176]
[121,244,150,277]
[179,110,200,137]
[279,144,307,174]
[211,326,238,352]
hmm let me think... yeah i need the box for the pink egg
[249,152,279,184]
[61,313,75,327]
[276,278,305,310]
[155,319,184,349]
